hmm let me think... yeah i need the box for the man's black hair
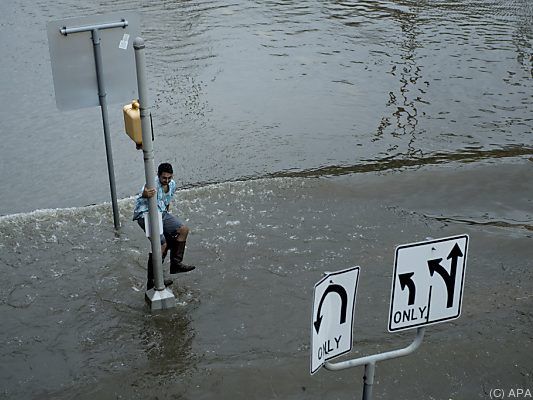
[158,163,173,176]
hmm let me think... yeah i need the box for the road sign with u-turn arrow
[388,235,469,332]
[311,267,360,374]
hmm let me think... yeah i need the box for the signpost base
[145,288,176,311]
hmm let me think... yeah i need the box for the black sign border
[388,234,469,332]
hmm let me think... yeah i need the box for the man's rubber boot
[170,241,196,274]
[147,253,173,290]
[147,253,155,290]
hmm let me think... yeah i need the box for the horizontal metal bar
[60,19,128,35]
[324,327,425,371]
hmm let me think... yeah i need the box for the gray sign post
[324,328,426,400]
[133,37,176,310]
[47,13,140,230]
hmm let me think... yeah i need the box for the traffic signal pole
[133,37,176,310]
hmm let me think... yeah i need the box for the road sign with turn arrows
[311,267,360,374]
[388,235,469,332]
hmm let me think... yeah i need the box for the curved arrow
[399,272,416,305]
[314,284,348,334]
[428,243,463,308]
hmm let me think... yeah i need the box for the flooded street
[0,0,532,398]
[2,160,532,399]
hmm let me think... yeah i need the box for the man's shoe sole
[170,265,196,274]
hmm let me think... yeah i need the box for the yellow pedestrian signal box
[123,100,142,147]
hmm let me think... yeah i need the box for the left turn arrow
[399,272,416,305]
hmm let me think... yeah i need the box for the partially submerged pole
[133,37,176,310]
[91,28,120,230]
[324,327,425,400]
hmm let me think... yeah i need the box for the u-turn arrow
[314,284,348,334]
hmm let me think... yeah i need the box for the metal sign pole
[362,362,375,400]
[323,327,425,400]
[59,20,127,230]
[133,37,176,310]
[91,28,120,230]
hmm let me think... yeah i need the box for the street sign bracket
[60,19,128,36]
[324,327,425,371]
[324,327,425,400]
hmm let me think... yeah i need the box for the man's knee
[178,225,189,239]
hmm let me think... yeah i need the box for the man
[133,162,195,290]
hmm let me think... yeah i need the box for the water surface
[0,0,532,398]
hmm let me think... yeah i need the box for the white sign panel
[311,266,360,375]
[388,235,469,332]
[47,12,140,111]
